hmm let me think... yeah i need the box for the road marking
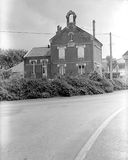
[74,107,125,160]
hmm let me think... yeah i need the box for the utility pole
[110,32,113,80]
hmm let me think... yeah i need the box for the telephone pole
[110,32,113,80]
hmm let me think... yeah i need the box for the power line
[112,34,128,41]
[96,33,109,35]
[0,30,54,35]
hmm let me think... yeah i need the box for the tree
[106,56,118,72]
[0,49,27,69]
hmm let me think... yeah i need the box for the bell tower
[66,10,77,27]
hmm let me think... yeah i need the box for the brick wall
[24,56,51,79]
[50,25,96,77]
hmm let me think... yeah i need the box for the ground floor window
[40,59,48,77]
[29,60,37,78]
[42,66,47,77]
[76,63,86,75]
[57,64,66,75]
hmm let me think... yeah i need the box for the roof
[123,51,128,60]
[50,25,103,46]
[24,47,51,58]
[7,62,24,74]
[117,58,125,64]
[123,51,128,56]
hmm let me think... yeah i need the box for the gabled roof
[123,51,128,56]
[117,58,125,64]
[9,62,24,74]
[50,25,102,46]
[24,47,51,58]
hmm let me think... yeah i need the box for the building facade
[24,10,102,79]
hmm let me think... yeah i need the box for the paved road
[0,90,128,160]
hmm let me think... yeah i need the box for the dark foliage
[0,49,27,69]
[0,71,127,101]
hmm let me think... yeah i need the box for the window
[29,60,37,78]
[40,59,48,66]
[69,14,73,23]
[40,59,48,77]
[76,63,86,75]
[68,32,74,41]
[76,45,86,58]
[42,66,47,77]
[57,47,66,59]
[57,64,66,75]
[29,60,37,64]
[59,65,65,75]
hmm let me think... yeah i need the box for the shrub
[65,76,104,95]
[113,79,127,90]
[0,86,13,101]
[89,71,114,93]
[109,79,122,90]
[4,78,23,100]
[51,78,77,97]
[20,79,45,99]
[41,92,51,98]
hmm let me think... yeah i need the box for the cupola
[66,10,77,27]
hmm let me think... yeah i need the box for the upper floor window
[57,47,66,59]
[76,45,86,58]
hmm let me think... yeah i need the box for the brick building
[24,10,103,79]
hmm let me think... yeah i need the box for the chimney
[56,25,62,34]
[93,20,95,38]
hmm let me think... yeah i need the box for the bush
[41,92,51,98]
[113,79,127,90]
[65,76,105,95]
[51,78,77,97]
[89,71,114,93]
[4,78,23,100]
[0,86,13,101]
[0,71,127,101]
[20,79,51,99]
[109,79,122,90]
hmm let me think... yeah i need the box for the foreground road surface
[0,91,128,160]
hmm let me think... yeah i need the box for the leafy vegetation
[0,71,127,101]
[0,49,27,69]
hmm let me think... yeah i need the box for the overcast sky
[0,0,128,58]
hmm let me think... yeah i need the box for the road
[0,90,128,160]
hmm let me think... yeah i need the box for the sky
[0,0,128,58]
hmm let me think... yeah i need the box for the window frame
[57,64,66,75]
[76,45,86,59]
[76,63,86,75]
[40,59,48,66]
[29,59,37,64]
[29,59,37,78]
[57,46,66,59]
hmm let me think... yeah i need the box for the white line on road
[74,107,126,160]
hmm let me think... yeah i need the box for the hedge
[0,71,127,101]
